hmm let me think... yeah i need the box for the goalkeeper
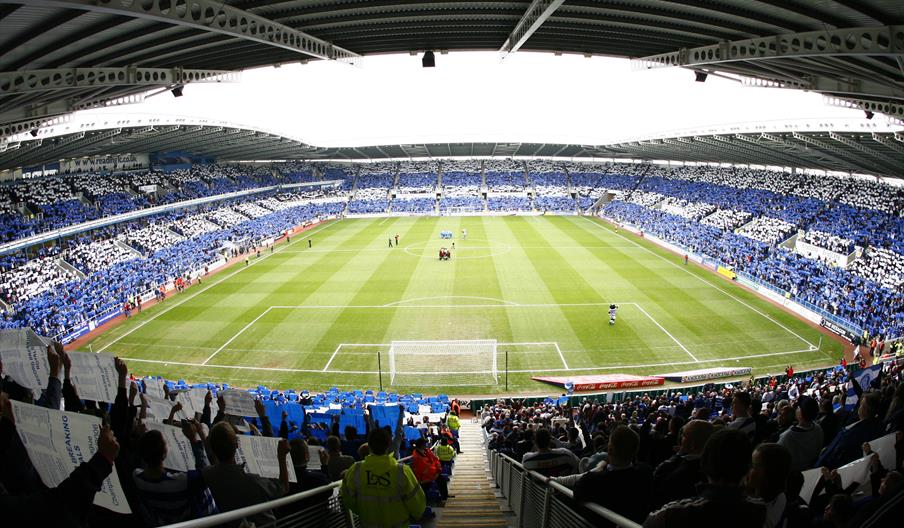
[608,304,618,325]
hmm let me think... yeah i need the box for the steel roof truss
[13,0,360,62]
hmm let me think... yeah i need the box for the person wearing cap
[411,438,449,501]
[777,395,824,472]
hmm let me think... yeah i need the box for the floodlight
[422,50,435,68]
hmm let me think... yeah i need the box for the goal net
[389,339,498,386]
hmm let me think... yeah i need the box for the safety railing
[485,432,642,528]
[162,481,358,528]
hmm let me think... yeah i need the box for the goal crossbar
[389,339,498,386]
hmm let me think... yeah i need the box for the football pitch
[85,215,841,395]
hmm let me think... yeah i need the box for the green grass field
[84,215,842,395]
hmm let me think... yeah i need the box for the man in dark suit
[651,419,714,508]
[816,392,885,469]
[574,425,653,524]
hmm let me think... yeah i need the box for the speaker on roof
[422,50,435,68]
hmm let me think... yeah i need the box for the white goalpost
[388,339,498,386]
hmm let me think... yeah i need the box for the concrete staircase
[436,420,513,528]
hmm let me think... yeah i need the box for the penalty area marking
[580,216,818,350]
[95,221,336,354]
[632,303,698,362]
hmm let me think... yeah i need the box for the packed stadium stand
[3,161,904,348]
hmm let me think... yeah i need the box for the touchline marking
[580,216,818,349]
[322,345,342,372]
[632,303,699,362]
[96,221,335,354]
[119,346,817,375]
[202,306,273,365]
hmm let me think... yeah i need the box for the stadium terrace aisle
[436,420,513,527]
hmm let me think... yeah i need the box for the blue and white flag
[844,364,882,411]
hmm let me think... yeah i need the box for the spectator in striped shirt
[522,428,580,477]
[132,420,216,526]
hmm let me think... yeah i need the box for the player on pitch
[608,304,618,325]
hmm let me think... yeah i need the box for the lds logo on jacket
[366,470,392,488]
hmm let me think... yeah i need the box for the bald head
[679,420,714,456]
[209,421,239,464]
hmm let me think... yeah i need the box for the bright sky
[87,51,866,147]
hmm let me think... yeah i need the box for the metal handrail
[162,481,345,528]
[483,428,642,528]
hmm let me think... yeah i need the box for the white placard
[143,394,187,423]
[67,352,118,403]
[145,422,195,472]
[11,400,131,514]
[837,456,871,489]
[143,378,166,399]
[0,334,51,391]
[175,388,209,418]
[868,433,898,472]
[235,435,296,483]
[307,445,325,467]
[800,468,821,502]
[222,389,257,417]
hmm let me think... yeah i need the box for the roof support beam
[0,68,239,96]
[691,136,766,165]
[11,0,360,62]
[0,91,146,132]
[500,0,565,56]
[872,132,904,156]
[823,95,904,124]
[827,132,901,175]
[727,134,808,168]
[633,26,904,70]
[789,132,878,175]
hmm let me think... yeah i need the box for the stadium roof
[2,1,904,136]
[2,114,902,178]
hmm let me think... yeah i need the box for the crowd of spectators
[849,247,904,292]
[801,231,855,255]
[738,217,798,245]
[487,196,531,212]
[0,349,463,527]
[348,199,389,214]
[391,197,436,214]
[604,200,904,338]
[397,162,438,194]
[0,192,343,338]
[701,209,752,231]
[484,160,526,192]
[486,360,904,527]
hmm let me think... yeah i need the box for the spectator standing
[777,396,824,472]
[340,428,426,527]
[325,435,355,481]
[202,422,290,527]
